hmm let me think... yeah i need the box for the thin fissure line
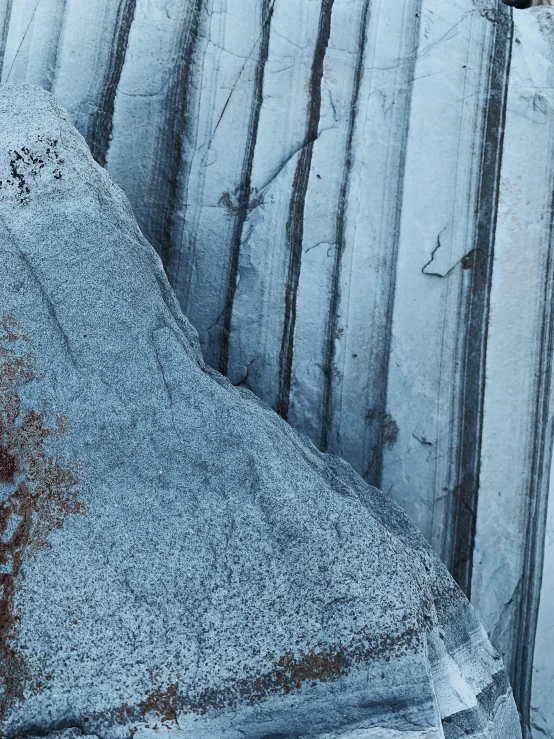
[5,0,42,82]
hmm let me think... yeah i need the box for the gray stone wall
[2,2,553,734]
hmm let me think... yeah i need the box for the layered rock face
[1,2,554,736]
[0,85,521,738]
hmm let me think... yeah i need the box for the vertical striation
[447,2,513,595]
[1,0,67,90]
[82,0,137,167]
[318,0,422,480]
[50,0,140,159]
[320,0,372,453]
[225,0,330,410]
[381,1,512,568]
[471,9,554,736]
[0,0,14,81]
[0,83,521,738]
[165,0,277,370]
[218,0,275,375]
[276,0,334,420]
[2,1,554,729]
[106,0,205,266]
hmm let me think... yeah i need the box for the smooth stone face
[0,85,521,738]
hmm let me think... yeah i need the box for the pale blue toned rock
[4,2,554,734]
[0,85,520,738]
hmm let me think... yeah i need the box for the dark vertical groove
[320,2,422,481]
[86,0,137,167]
[362,5,422,487]
[449,8,513,595]
[320,0,371,452]
[276,0,334,420]
[0,0,14,81]
[219,0,275,375]
[512,189,554,738]
[43,0,68,93]
[156,0,204,269]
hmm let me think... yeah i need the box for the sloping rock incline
[0,85,520,739]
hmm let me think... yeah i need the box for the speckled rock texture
[4,3,554,734]
[0,85,521,739]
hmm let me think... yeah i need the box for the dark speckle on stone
[0,84,522,739]
[0,446,17,484]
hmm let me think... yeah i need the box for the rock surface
[0,85,521,738]
[3,3,554,735]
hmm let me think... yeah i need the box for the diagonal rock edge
[0,84,520,738]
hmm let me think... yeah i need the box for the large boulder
[6,6,554,732]
[0,85,520,738]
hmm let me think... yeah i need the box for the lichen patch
[0,137,65,206]
[0,315,84,721]
[273,649,344,694]
[139,684,179,723]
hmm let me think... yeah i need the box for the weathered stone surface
[0,85,520,738]
[4,2,554,734]
[469,10,554,738]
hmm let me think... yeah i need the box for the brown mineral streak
[0,315,85,721]
[131,629,418,722]
[274,649,343,694]
[135,651,343,725]
[139,684,179,723]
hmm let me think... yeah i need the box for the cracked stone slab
[0,85,522,738]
